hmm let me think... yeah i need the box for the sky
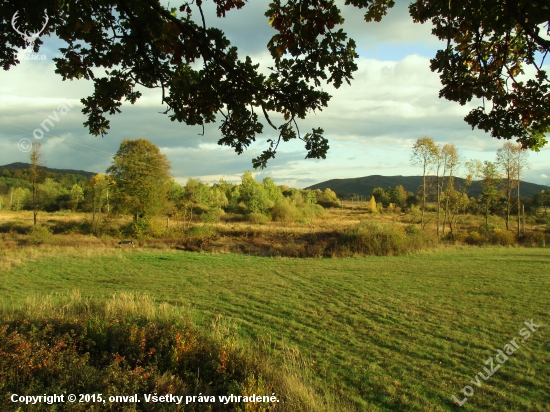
[1,1,549,189]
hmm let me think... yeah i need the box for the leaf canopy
[2,0,548,167]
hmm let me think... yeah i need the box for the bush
[201,207,225,223]
[270,199,300,222]
[120,220,150,238]
[489,230,516,246]
[442,231,466,243]
[187,225,218,238]
[337,222,435,256]
[0,294,316,412]
[405,224,421,235]
[519,231,550,247]
[465,230,487,246]
[26,224,53,245]
[145,218,168,237]
[248,212,271,225]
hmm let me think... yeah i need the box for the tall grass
[337,222,437,256]
[1,293,326,411]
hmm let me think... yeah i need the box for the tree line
[1,141,340,231]
[2,139,548,238]
[408,137,547,238]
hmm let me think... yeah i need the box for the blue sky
[1,1,549,188]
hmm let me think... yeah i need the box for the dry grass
[1,291,329,411]
[0,206,546,264]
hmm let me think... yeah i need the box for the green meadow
[2,247,549,411]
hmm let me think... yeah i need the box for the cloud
[2,4,549,189]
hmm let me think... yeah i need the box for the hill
[0,162,96,179]
[306,175,548,198]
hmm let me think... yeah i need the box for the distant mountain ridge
[0,162,96,179]
[306,175,548,198]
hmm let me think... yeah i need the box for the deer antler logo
[11,11,49,51]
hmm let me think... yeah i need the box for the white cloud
[1,4,549,189]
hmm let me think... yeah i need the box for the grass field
[2,246,549,411]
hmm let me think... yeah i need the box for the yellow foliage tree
[366,196,378,213]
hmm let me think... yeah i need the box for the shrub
[405,224,420,235]
[316,188,340,208]
[248,212,270,225]
[145,218,168,237]
[489,230,516,246]
[0,294,318,412]
[271,199,300,222]
[26,224,53,245]
[120,220,150,238]
[187,225,218,238]
[337,222,434,256]
[519,231,550,247]
[442,231,466,244]
[465,230,487,246]
[201,207,225,223]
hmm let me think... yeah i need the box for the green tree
[262,177,283,204]
[3,1,547,166]
[203,186,228,223]
[69,184,84,211]
[410,1,550,150]
[371,187,390,207]
[29,142,44,225]
[388,185,407,208]
[87,174,109,223]
[477,161,503,230]
[440,143,460,236]
[532,190,550,217]
[107,139,172,223]
[305,189,317,230]
[39,178,68,212]
[240,171,272,215]
[496,142,521,230]
[513,147,529,236]
[12,187,29,211]
[411,137,439,229]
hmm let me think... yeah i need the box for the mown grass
[2,247,549,411]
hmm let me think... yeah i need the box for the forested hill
[306,175,548,198]
[0,162,96,179]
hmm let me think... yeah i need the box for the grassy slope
[2,248,549,411]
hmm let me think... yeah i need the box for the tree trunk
[32,180,38,226]
[421,165,426,229]
[505,173,511,231]
[517,177,521,237]
[522,204,525,235]
[436,174,440,237]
